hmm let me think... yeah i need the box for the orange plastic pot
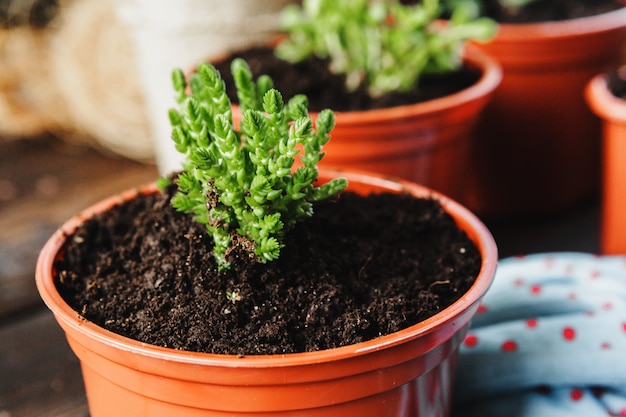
[229,45,501,206]
[585,70,626,254]
[36,169,498,417]
[466,7,626,217]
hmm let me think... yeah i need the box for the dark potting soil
[212,46,481,113]
[54,186,481,356]
[608,67,626,100]
[478,0,624,23]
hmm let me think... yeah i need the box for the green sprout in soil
[163,58,348,269]
[275,0,497,98]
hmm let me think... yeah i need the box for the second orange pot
[466,7,626,217]
[313,46,501,207]
[229,45,502,207]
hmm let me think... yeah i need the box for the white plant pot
[114,0,294,174]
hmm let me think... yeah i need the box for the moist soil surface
[54,186,482,356]
[213,46,481,113]
[608,67,626,100]
[478,0,623,23]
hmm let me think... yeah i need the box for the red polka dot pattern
[464,334,478,348]
[563,327,576,341]
[455,253,626,416]
[501,340,517,352]
[570,388,583,401]
[526,319,538,328]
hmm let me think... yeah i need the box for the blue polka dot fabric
[452,252,626,417]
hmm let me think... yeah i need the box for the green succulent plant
[163,58,348,269]
[275,0,497,98]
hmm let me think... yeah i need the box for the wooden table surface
[0,135,601,416]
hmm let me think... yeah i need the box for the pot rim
[585,71,626,123]
[222,43,502,126]
[36,168,498,368]
[492,6,626,41]
[326,44,502,124]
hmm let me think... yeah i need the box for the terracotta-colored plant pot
[585,70,626,254]
[466,7,626,217]
[228,45,502,207]
[36,169,498,417]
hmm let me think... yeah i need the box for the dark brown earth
[212,46,481,113]
[447,0,623,23]
[608,67,626,100]
[54,185,482,356]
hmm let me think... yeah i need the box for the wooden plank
[0,136,158,320]
[0,309,87,417]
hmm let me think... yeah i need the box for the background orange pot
[228,45,501,207]
[36,169,498,417]
[585,70,626,255]
[466,7,626,218]
[312,46,501,207]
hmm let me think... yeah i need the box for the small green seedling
[275,0,497,97]
[164,59,348,269]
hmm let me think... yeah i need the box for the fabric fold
[453,252,626,416]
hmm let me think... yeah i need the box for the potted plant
[209,0,502,206]
[36,59,498,416]
[585,65,626,255]
[459,0,626,217]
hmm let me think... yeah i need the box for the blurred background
[0,0,151,160]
